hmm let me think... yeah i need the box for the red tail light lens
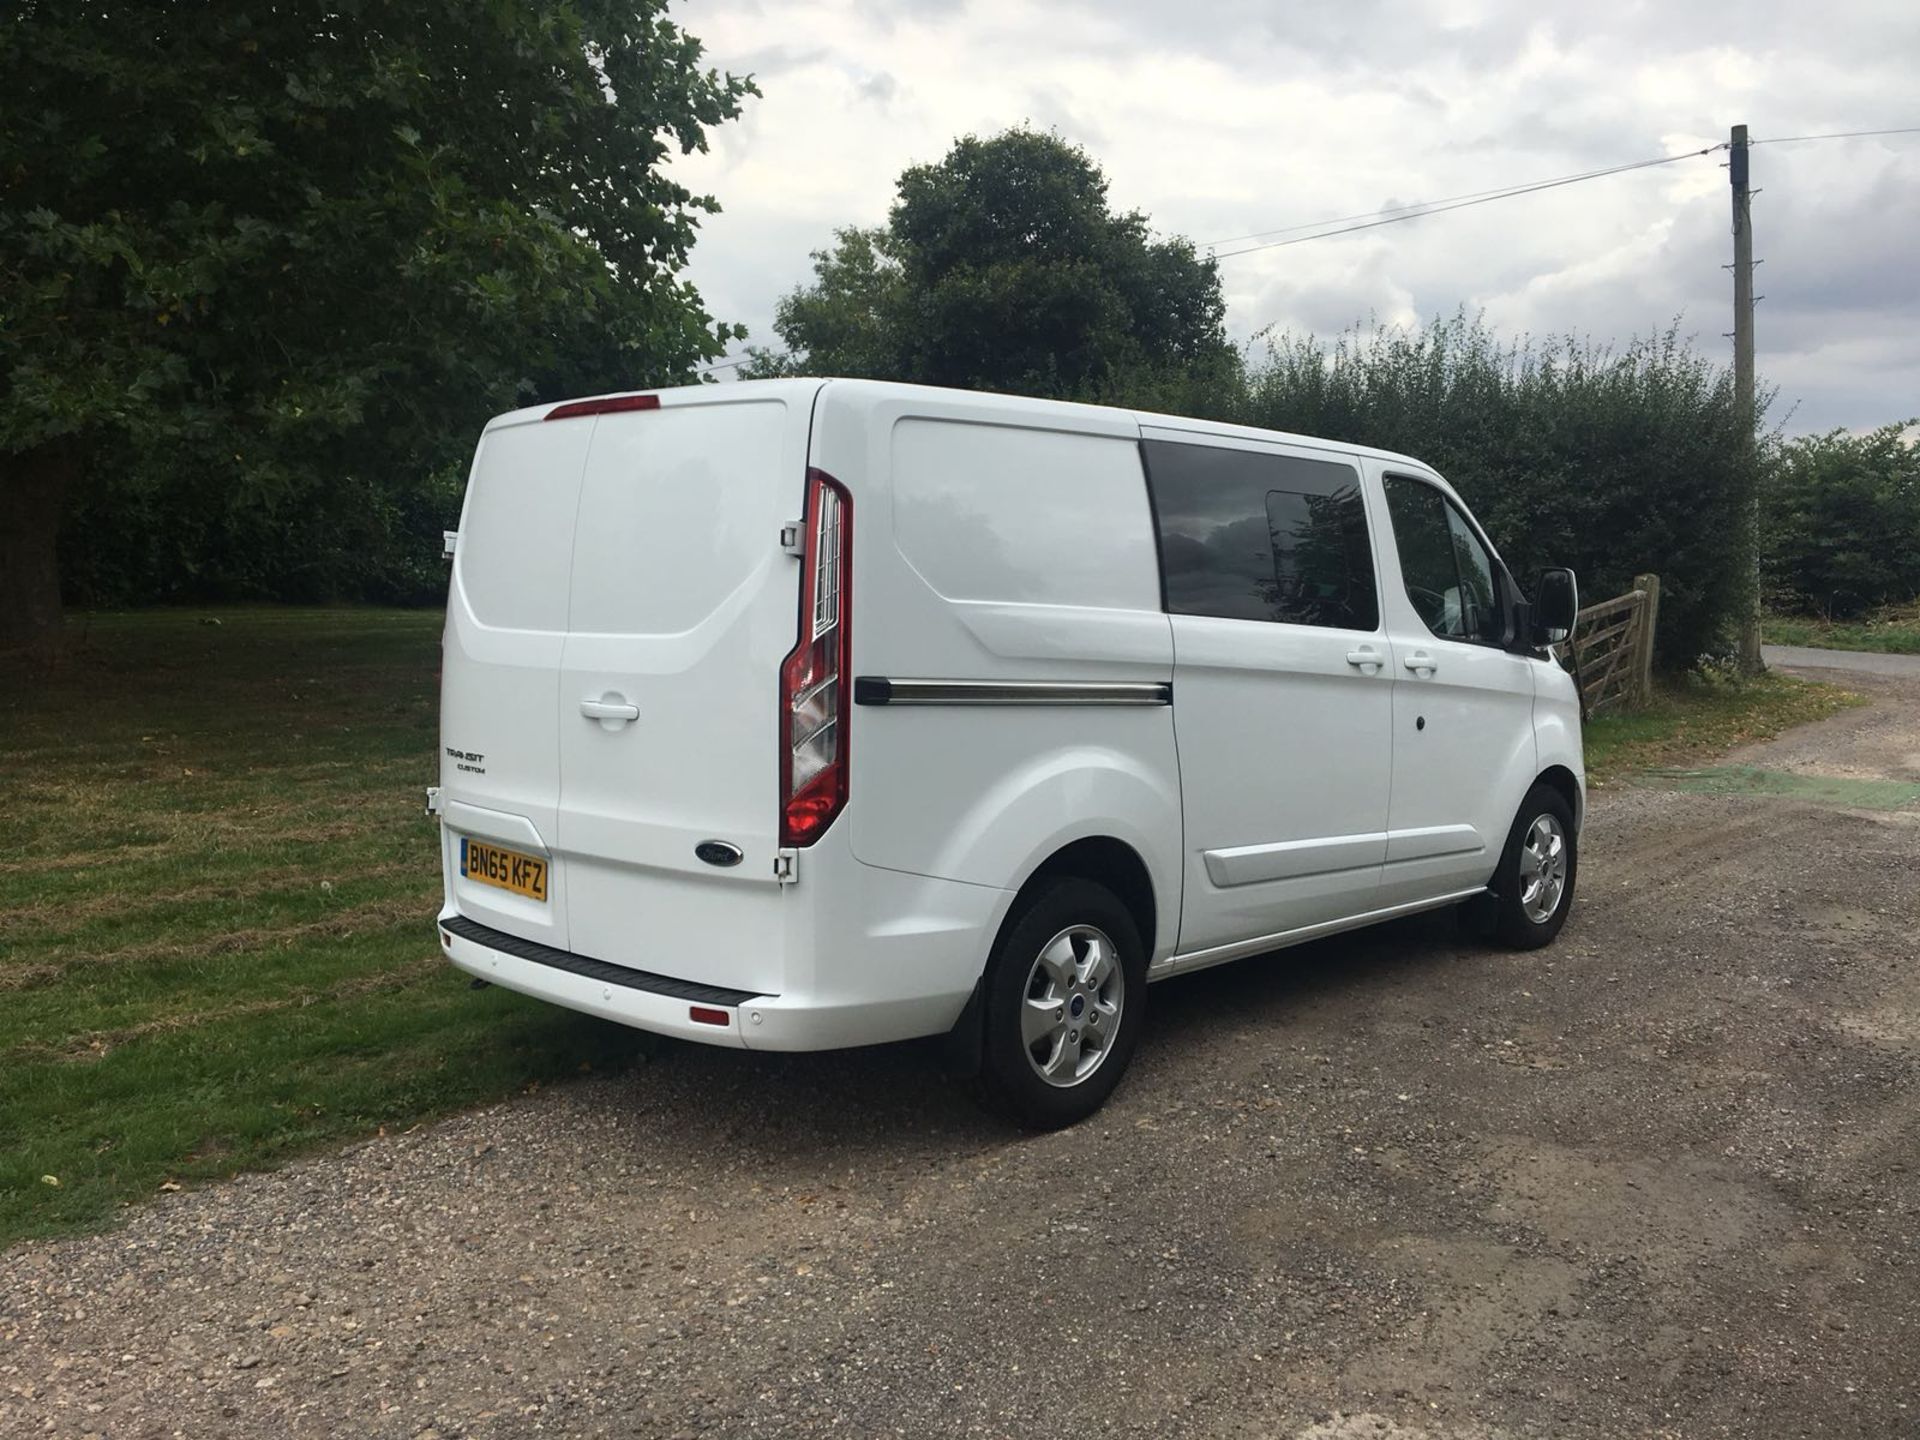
[544,394,660,421]
[780,468,851,847]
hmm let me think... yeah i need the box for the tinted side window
[1383,476,1504,644]
[1144,440,1379,630]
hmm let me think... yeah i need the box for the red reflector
[544,394,661,421]
[689,1005,731,1027]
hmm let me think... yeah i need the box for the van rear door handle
[1345,646,1383,673]
[580,697,639,723]
[1403,651,1438,675]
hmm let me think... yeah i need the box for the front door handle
[580,696,639,725]
[1403,651,1438,676]
[1345,646,1384,673]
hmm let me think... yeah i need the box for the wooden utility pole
[1731,123,1763,671]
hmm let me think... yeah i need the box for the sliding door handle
[1345,646,1384,673]
[1403,651,1438,676]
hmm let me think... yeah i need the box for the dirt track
[4,655,1917,1439]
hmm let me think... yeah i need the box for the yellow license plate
[461,839,548,902]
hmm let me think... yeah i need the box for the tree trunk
[0,441,76,660]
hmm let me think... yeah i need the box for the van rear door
[441,415,596,951]
[556,386,820,996]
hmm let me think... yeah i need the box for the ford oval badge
[695,840,744,868]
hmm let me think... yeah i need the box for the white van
[433,379,1584,1127]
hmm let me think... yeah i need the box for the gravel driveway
[5,657,1917,1439]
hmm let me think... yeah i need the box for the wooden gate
[1562,573,1661,715]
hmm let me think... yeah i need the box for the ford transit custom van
[433,379,1584,1127]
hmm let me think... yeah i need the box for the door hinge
[779,520,804,557]
[773,848,799,884]
[442,530,458,559]
[425,785,443,818]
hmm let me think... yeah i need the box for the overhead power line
[1203,126,1920,261]
[1198,167,1638,248]
[1753,126,1920,145]
[1207,144,1728,261]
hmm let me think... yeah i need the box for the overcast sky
[667,0,1917,434]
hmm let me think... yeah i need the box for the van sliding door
[1143,432,1394,957]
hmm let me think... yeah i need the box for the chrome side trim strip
[854,677,1172,706]
[1151,887,1488,979]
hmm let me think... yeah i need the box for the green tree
[750,128,1239,406]
[1,1,755,653]
[1763,421,1920,617]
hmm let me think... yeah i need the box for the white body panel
[1166,613,1392,948]
[1364,460,1545,907]
[436,379,1584,1051]
[810,389,1184,962]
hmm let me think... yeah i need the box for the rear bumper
[442,916,756,1047]
[437,877,994,1053]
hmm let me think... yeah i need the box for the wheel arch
[1535,763,1584,833]
[1007,835,1158,962]
[941,832,1161,1080]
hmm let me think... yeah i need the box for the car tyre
[1489,783,1578,949]
[973,877,1148,1130]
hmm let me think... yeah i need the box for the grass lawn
[1764,604,1920,655]
[0,608,1865,1248]
[1582,671,1863,785]
[0,608,648,1248]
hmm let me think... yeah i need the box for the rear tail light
[780,468,852,846]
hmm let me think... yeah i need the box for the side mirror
[1532,567,1579,645]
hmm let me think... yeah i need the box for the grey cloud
[677,0,1920,432]
[727,43,834,78]
[1758,161,1920,319]
[1035,0,1534,72]
[855,70,900,104]
[1030,0,1920,81]
[1234,138,1920,433]
[1018,94,1110,152]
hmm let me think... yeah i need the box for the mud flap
[939,975,988,1080]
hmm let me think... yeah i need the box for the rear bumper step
[439,914,766,1007]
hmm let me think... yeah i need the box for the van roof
[483,376,1436,476]
[481,378,827,434]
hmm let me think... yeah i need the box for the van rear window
[1142,440,1379,632]
[456,420,596,632]
[567,400,789,636]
